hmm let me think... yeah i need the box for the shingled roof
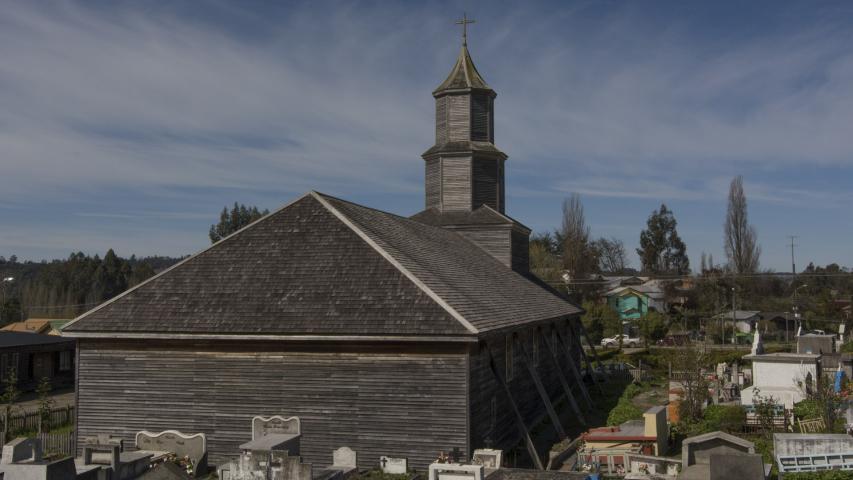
[63,192,579,338]
[433,45,492,94]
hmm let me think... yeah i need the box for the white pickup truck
[600,334,640,348]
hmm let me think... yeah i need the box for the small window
[505,335,514,381]
[59,351,72,372]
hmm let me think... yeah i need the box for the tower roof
[433,45,492,95]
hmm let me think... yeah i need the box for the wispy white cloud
[1,1,852,268]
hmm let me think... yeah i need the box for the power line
[543,271,853,286]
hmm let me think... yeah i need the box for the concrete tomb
[471,449,502,469]
[136,429,208,476]
[219,416,313,480]
[380,456,408,474]
[77,434,153,480]
[241,415,301,456]
[0,437,77,480]
[428,463,485,480]
[682,431,755,470]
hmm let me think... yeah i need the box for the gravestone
[471,449,502,469]
[380,456,407,474]
[242,416,302,457]
[136,430,208,476]
[253,416,301,440]
[333,447,357,470]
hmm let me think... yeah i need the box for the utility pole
[787,235,798,277]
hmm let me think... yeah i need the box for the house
[1,318,71,336]
[604,285,667,321]
[0,331,75,394]
[62,36,587,470]
[712,310,760,334]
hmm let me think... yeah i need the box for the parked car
[600,334,640,348]
[656,333,691,346]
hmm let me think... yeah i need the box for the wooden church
[63,26,592,470]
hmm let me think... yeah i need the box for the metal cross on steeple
[455,13,475,47]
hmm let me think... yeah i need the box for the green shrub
[607,400,643,426]
[702,404,746,433]
[794,398,823,422]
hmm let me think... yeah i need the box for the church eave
[421,142,507,160]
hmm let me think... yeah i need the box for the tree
[672,346,710,424]
[637,204,689,275]
[581,301,621,343]
[593,237,629,274]
[36,377,53,433]
[560,194,598,280]
[724,176,761,274]
[0,368,19,440]
[639,310,668,345]
[209,203,270,243]
[529,232,562,284]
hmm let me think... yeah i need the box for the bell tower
[422,14,507,213]
[414,15,529,274]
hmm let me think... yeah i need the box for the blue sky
[1,0,852,272]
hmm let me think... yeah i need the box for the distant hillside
[0,252,184,323]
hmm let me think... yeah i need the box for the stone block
[380,456,407,474]
[1,437,42,464]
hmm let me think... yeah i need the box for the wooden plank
[576,323,605,396]
[485,347,543,470]
[542,328,586,426]
[514,335,566,440]
[553,329,593,410]
[440,157,472,211]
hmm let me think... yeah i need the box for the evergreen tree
[637,204,690,275]
[209,202,270,243]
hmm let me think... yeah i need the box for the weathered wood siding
[468,320,580,458]
[472,158,499,211]
[435,96,449,145]
[511,229,530,274]
[447,95,470,142]
[425,158,441,210]
[450,226,511,268]
[440,157,472,211]
[76,340,470,470]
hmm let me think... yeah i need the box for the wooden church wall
[75,339,470,469]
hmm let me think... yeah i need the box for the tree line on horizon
[530,175,853,343]
[0,202,266,323]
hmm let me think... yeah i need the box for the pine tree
[209,203,270,243]
[637,204,690,275]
